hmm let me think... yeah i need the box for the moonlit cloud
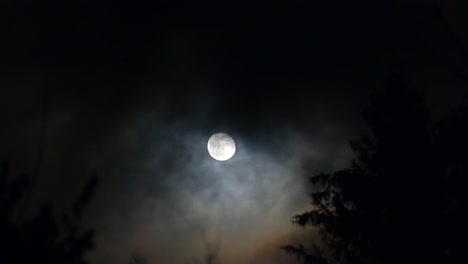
[71,96,357,264]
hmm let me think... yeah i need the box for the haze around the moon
[1,1,466,263]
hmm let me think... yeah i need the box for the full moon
[207,133,236,161]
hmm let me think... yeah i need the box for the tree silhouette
[284,76,468,264]
[433,95,468,263]
[0,162,98,264]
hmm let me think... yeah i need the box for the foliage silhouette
[0,162,98,264]
[284,76,468,264]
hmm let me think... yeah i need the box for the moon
[207,133,236,161]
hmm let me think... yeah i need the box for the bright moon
[207,133,236,161]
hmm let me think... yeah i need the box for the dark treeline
[284,75,468,264]
[0,165,97,264]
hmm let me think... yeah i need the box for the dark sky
[1,1,467,263]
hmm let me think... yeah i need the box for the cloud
[79,99,355,263]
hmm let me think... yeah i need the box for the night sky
[1,1,467,263]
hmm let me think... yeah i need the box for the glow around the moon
[207,133,236,161]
